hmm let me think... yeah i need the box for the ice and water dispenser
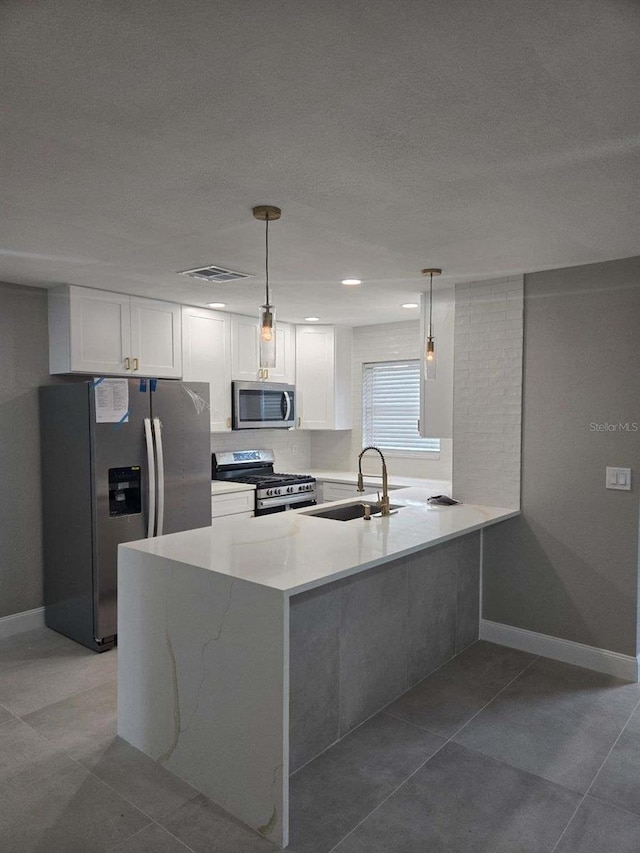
[108,466,142,517]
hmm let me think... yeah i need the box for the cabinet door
[68,287,131,375]
[130,298,182,378]
[268,322,295,383]
[295,326,335,429]
[182,306,231,432]
[211,511,253,530]
[231,315,260,381]
[211,491,255,518]
[231,315,294,382]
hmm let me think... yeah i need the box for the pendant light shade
[253,205,282,371]
[421,268,441,382]
[259,303,276,367]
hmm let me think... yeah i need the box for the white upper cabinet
[182,306,232,432]
[130,297,182,378]
[49,285,182,378]
[270,322,295,383]
[231,314,260,381]
[295,325,352,430]
[231,315,295,383]
[67,288,131,375]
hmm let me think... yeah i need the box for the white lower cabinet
[211,511,253,530]
[211,490,255,521]
[182,306,232,431]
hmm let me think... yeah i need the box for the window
[362,360,440,454]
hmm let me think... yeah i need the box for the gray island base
[117,490,516,847]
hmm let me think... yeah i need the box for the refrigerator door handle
[153,417,165,537]
[144,417,156,538]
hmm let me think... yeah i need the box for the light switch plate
[606,467,632,491]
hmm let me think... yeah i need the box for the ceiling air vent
[178,265,253,283]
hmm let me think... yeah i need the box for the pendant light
[253,205,281,371]
[421,268,441,381]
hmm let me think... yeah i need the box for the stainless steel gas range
[212,449,316,515]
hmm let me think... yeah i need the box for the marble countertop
[211,481,256,496]
[296,469,452,492]
[122,487,517,597]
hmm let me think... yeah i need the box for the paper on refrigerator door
[94,377,129,424]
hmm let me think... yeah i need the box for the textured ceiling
[1,0,639,325]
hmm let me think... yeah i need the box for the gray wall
[0,282,63,617]
[483,257,640,656]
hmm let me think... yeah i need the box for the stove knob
[276,488,281,496]
[287,487,293,494]
[266,489,271,496]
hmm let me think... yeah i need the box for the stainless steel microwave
[232,381,296,430]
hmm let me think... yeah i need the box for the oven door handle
[282,391,291,422]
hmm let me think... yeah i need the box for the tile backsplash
[211,428,311,472]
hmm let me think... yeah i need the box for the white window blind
[362,360,440,453]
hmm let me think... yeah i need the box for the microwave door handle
[283,391,291,422]
[153,417,165,536]
[144,417,156,538]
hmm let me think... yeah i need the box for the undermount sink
[303,501,403,522]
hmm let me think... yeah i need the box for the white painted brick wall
[310,320,453,480]
[453,276,523,508]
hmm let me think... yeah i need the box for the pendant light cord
[265,214,270,307]
[429,272,433,333]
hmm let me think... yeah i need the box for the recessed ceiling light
[341,278,362,286]
[207,302,227,308]
[402,302,419,308]
[305,316,320,322]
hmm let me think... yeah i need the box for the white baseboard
[480,619,639,682]
[0,607,45,640]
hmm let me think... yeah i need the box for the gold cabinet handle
[124,357,131,371]
[226,416,231,429]
[258,368,263,380]
[132,357,139,371]
[263,368,269,380]
[297,416,301,428]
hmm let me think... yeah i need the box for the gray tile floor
[1,629,640,852]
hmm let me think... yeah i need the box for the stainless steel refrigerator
[40,379,211,651]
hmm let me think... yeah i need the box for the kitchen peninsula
[117,489,517,847]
